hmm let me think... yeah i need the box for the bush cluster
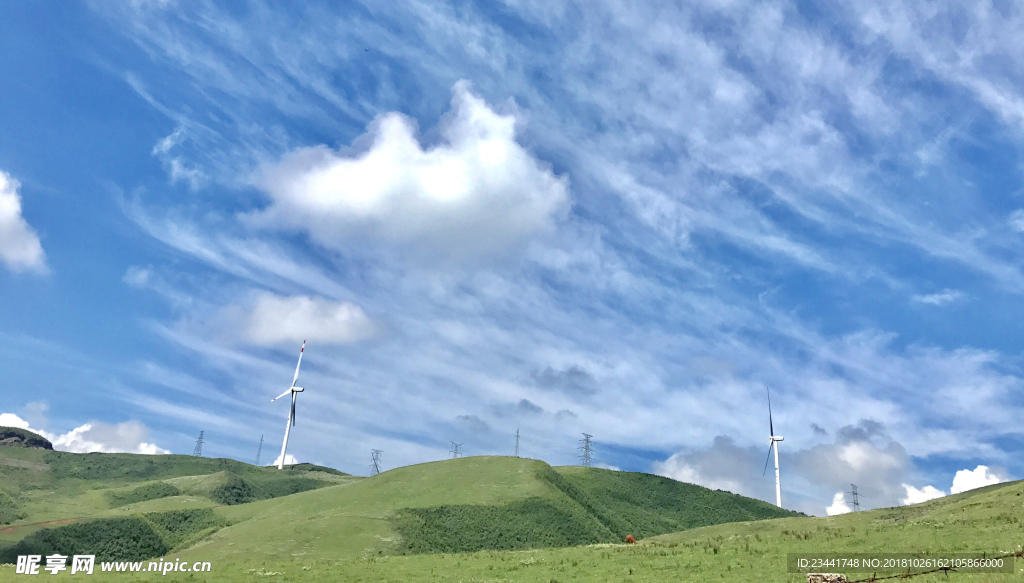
[0,518,169,563]
[143,508,227,549]
[391,465,802,554]
[105,482,181,508]
[0,508,230,564]
[0,490,26,525]
[392,497,610,554]
[209,472,326,505]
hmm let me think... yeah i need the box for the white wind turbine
[762,386,784,507]
[270,340,306,470]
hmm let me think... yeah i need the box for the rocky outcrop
[0,427,53,450]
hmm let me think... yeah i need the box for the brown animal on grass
[625,534,636,544]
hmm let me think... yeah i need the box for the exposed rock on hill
[0,427,54,450]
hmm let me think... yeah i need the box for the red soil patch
[2,517,80,534]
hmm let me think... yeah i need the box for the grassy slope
[0,449,350,547]
[181,456,559,563]
[175,456,798,562]
[27,478,1018,583]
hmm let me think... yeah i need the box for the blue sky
[2,0,1023,515]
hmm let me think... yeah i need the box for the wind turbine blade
[290,340,306,388]
[766,386,774,436]
[291,393,297,426]
[762,443,773,476]
[270,388,292,402]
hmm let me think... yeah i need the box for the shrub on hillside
[391,497,614,554]
[0,518,168,563]
[210,472,326,505]
[106,482,180,507]
[390,465,803,556]
[285,463,349,475]
[549,467,799,539]
[250,475,326,499]
[0,490,26,525]
[142,508,227,549]
[210,473,255,505]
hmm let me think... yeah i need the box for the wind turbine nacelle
[292,387,304,392]
[771,436,783,442]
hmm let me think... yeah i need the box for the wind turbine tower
[761,387,784,507]
[270,340,307,470]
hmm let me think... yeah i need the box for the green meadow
[0,437,1021,582]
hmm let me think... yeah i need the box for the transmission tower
[255,434,264,466]
[848,484,861,512]
[192,431,204,457]
[515,428,520,458]
[370,449,383,475]
[578,433,594,466]
[449,442,463,458]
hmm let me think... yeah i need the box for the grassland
[6,476,1017,583]
[1,446,1019,583]
[163,456,797,564]
[0,446,352,549]
[0,452,798,565]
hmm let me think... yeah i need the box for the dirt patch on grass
[2,517,79,534]
[0,457,49,471]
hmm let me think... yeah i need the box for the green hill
[170,456,798,563]
[271,477,1018,583]
[0,444,353,552]
[0,446,1020,582]
[0,452,797,565]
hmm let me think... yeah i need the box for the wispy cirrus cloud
[912,289,966,306]
[67,0,1024,506]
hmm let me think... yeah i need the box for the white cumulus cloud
[50,422,170,455]
[253,80,570,263]
[271,453,298,467]
[232,293,377,346]
[653,438,754,496]
[655,459,746,494]
[0,170,47,273]
[901,483,946,505]
[826,492,852,515]
[0,413,33,430]
[0,413,169,455]
[950,465,1005,494]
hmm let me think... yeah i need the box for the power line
[192,431,204,457]
[515,428,520,458]
[370,449,383,475]
[255,434,264,466]
[579,433,594,466]
[848,483,861,512]
[450,441,462,458]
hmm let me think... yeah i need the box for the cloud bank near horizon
[0,413,169,455]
